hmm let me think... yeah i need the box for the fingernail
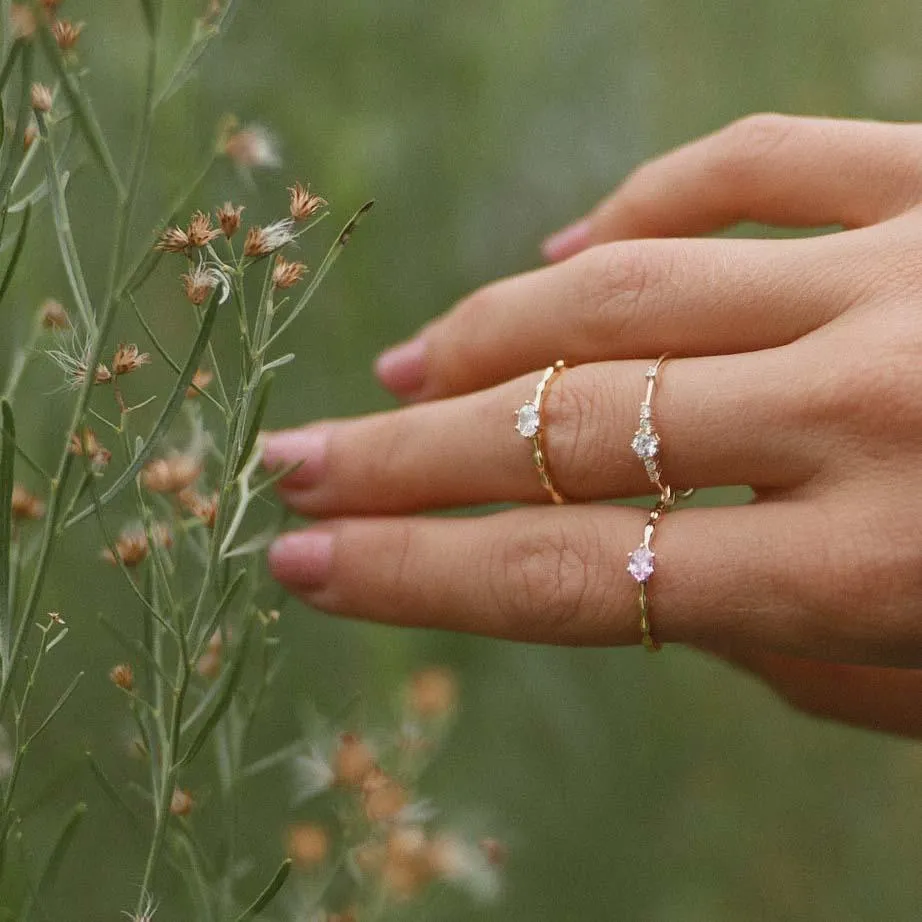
[541,219,592,263]
[374,336,427,397]
[269,529,334,588]
[261,426,329,489]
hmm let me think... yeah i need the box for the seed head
[40,299,69,330]
[272,256,307,289]
[181,264,217,306]
[69,428,112,469]
[288,182,327,221]
[142,454,202,494]
[334,733,376,787]
[30,83,52,114]
[362,767,408,823]
[52,19,83,51]
[178,488,218,528]
[287,823,329,869]
[110,664,134,692]
[223,125,281,169]
[170,788,194,817]
[186,368,213,398]
[11,485,44,521]
[112,343,150,377]
[155,226,191,254]
[243,219,296,258]
[217,202,244,238]
[187,210,220,248]
[407,667,458,720]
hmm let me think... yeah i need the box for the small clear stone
[645,366,658,379]
[628,546,655,582]
[516,403,540,438]
[631,430,660,460]
[640,403,652,420]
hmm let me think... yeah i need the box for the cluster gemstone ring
[515,360,568,505]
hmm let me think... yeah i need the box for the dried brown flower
[112,343,150,377]
[187,210,221,248]
[334,733,376,787]
[69,428,111,468]
[93,364,113,385]
[243,219,295,258]
[383,826,434,900]
[179,488,218,528]
[289,182,328,221]
[11,485,44,521]
[23,123,37,151]
[40,299,69,330]
[363,767,408,823]
[217,202,244,238]
[170,788,194,817]
[181,264,218,305]
[272,256,307,290]
[287,824,329,869]
[223,125,280,169]
[30,83,52,114]
[142,454,202,494]
[407,667,458,720]
[186,368,213,398]
[110,664,134,692]
[155,226,191,253]
[103,525,171,568]
[52,19,83,51]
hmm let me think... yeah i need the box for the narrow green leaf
[24,672,83,748]
[234,371,273,478]
[234,859,292,922]
[0,400,14,674]
[191,569,244,661]
[0,203,30,307]
[65,294,222,529]
[85,752,143,833]
[0,40,23,102]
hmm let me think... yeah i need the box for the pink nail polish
[269,530,334,588]
[260,427,329,489]
[541,219,592,263]
[374,337,427,397]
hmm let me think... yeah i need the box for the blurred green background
[6,1,922,919]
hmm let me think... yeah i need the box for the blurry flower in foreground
[11,484,44,521]
[30,83,52,114]
[69,428,112,470]
[142,454,202,494]
[407,667,458,720]
[103,524,172,568]
[272,256,307,289]
[40,299,69,330]
[287,823,329,869]
[23,122,37,151]
[289,182,327,221]
[52,19,84,51]
[196,628,224,678]
[110,664,135,692]
[9,5,36,40]
[244,219,296,258]
[186,368,214,398]
[217,202,244,238]
[179,489,219,529]
[363,767,408,823]
[112,343,150,377]
[334,733,376,787]
[224,124,281,169]
[170,788,194,817]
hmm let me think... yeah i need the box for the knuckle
[713,112,799,187]
[489,521,603,637]
[545,371,607,494]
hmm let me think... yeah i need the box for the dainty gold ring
[630,354,675,500]
[514,360,568,504]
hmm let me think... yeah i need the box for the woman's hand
[263,115,922,737]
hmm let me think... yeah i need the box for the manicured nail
[541,219,592,263]
[374,336,427,397]
[260,426,329,489]
[269,530,334,588]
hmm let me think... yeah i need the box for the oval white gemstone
[516,403,540,438]
[631,431,660,460]
[627,546,655,582]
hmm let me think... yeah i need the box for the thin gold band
[515,360,568,505]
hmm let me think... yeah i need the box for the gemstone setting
[515,402,540,438]
[631,430,660,460]
[627,546,655,583]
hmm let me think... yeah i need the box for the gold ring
[514,360,568,504]
[630,354,677,500]
[626,493,674,652]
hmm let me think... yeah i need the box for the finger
[264,350,816,517]
[267,502,890,660]
[376,232,857,401]
[710,647,922,740]
[542,114,922,261]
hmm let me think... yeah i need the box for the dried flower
[334,733,376,787]
[69,428,112,469]
[243,219,296,258]
[187,210,220,248]
[287,824,329,869]
[110,664,134,692]
[179,489,218,528]
[363,768,408,823]
[142,454,202,494]
[23,123,37,151]
[11,484,44,521]
[272,256,307,289]
[52,19,83,51]
[407,667,458,720]
[217,202,244,238]
[40,299,69,330]
[9,5,36,40]
[383,826,434,900]
[155,226,191,253]
[47,338,114,389]
[289,182,327,221]
[170,788,194,817]
[112,343,150,377]
[186,368,213,398]
[30,83,52,114]
[223,125,281,169]
[128,894,158,922]
[48,612,65,626]
[103,524,171,567]
[196,629,223,679]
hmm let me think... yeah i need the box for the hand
[264,114,922,738]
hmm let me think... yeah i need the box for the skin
[263,114,922,740]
